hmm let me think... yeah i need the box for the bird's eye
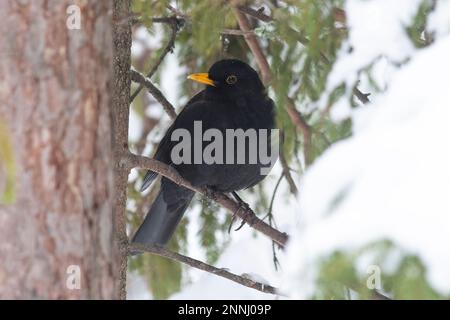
[226,75,237,85]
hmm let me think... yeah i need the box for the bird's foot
[228,197,250,233]
[203,187,218,201]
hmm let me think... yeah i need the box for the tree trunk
[0,1,117,299]
[111,0,132,300]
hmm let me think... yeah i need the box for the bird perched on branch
[132,59,277,248]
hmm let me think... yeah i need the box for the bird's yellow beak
[187,73,216,87]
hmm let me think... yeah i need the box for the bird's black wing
[140,90,206,191]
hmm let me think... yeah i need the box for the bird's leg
[234,216,247,231]
[231,191,245,204]
[204,187,247,233]
[228,191,250,232]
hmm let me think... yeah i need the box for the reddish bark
[0,1,117,299]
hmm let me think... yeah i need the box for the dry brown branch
[129,243,280,295]
[130,69,177,120]
[233,8,273,85]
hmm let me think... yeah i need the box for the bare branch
[122,153,289,247]
[166,4,190,21]
[233,8,272,85]
[130,16,180,102]
[237,5,273,23]
[129,243,280,295]
[130,69,177,120]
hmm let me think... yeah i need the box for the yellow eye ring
[226,75,237,84]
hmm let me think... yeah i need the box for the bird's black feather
[132,59,277,247]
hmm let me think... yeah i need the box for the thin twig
[279,130,298,195]
[221,28,255,36]
[286,98,313,166]
[151,17,178,24]
[130,16,180,103]
[130,69,177,120]
[130,243,280,295]
[121,153,289,247]
[166,4,190,20]
[134,16,182,25]
[264,173,285,223]
[264,173,284,270]
[279,151,297,195]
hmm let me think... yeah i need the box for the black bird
[132,59,277,247]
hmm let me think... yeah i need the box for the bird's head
[188,59,265,100]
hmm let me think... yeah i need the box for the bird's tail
[131,179,194,252]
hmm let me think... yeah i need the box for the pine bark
[0,0,117,299]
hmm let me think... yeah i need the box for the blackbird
[132,59,277,247]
